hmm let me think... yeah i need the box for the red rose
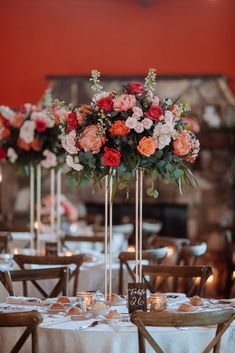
[103,147,121,167]
[96,97,113,111]
[68,112,78,130]
[0,114,10,128]
[126,82,144,94]
[145,105,163,121]
[0,146,6,160]
[35,120,47,132]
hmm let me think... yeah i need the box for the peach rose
[17,137,31,151]
[137,136,157,157]
[78,124,106,153]
[31,138,43,152]
[10,113,24,128]
[113,94,136,112]
[173,131,191,157]
[0,127,11,140]
[109,120,130,136]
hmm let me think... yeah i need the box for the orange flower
[1,127,11,140]
[173,131,191,157]
[76,112,84,125]
[10,113,24,128]
[31,138,43,151]
[17,137,31,151]
[80,104,91,116]
[78,124,106,153]
[137,136,157,157]
[109,120,130,136]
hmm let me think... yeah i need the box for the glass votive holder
[150,293,167,312]
[76,291,94,307]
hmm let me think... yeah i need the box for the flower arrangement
[42,194,79,222]
[0,103,64,170]
[55,69,200,197]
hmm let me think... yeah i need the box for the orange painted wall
[1,0,235,106]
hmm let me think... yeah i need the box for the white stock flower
[164,110,174,124]
[61,130,78,154]
[93,91,109,103]
[41,150,57,169]
[66,155,83,171]
[7,148,18,163]
[0,106,15,119]
[125,116,138,129]
[19,120,35,144]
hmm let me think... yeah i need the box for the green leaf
[173,168,184,180]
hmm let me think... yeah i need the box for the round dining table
[0,304,234,353]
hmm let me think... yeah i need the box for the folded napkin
[7,296,49,306]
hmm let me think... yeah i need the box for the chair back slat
[142,265,212,296]
[0,267,69,298]
[0,310,42,353]
[13,254,85,296]
[131,309,234,353]
[118,249,168,294]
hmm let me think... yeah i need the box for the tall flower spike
[90,69,103,94]
[144,68,157,94]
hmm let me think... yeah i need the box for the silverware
[76,320,99,330]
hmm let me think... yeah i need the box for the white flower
[164,110,174,124]
[125,116,138,129]
[41,150,57,169]
[19,120,35,144]
[152,96,160,105]
[31,111,54,128]
[7,148,18,163]
[134,122,144,133]
[61,130,78,155]
[66,155,83,171]
[0,105,15,119]
[142,118,153,130]
[132,106,143,120]
[158,135,171,149]
[93,91,109,103]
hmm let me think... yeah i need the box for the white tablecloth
[0,306,234,353]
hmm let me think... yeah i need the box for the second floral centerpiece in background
[56,69,200,196]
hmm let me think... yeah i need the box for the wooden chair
[13,254,85,296]
[61,235,105,249]
[118,248,168,294]
[176,242,207,266]
[0,310,42,353]
[131,309,234,353]
[0,232,12,253]
[224,228,235,298]
[0,267,69,298]
[142,265,212,296]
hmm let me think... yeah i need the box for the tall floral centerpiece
[55,69,200,297]
[0,103,65,249]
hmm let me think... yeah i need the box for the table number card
[128,283,147,313]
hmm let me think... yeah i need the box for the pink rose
[61,130,78,155]
[132,107,143,120]
[173,131,191,157]
[134,122,144,133]
[78,124,106,153]
[142,118,153,130]
[113,94,136,112]
[126,82,144,94]
[145,105,163,121]
[125,117,138,129]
